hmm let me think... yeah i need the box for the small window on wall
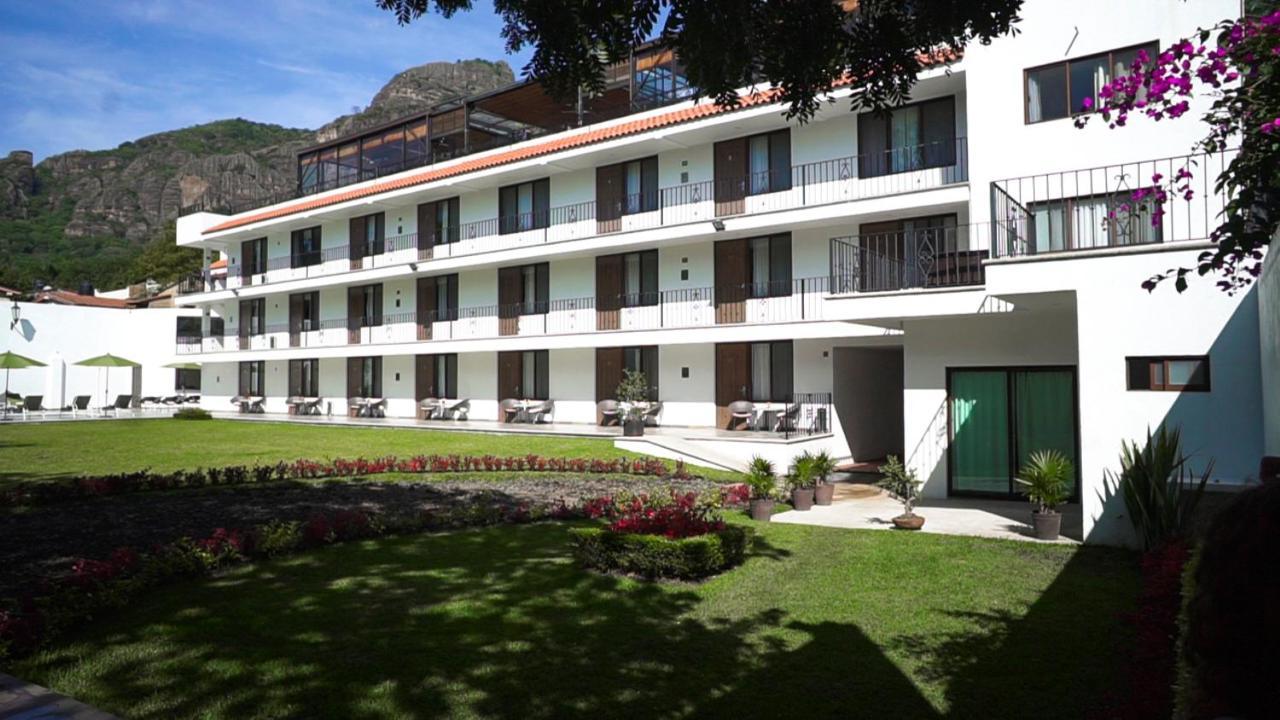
[1126,356,1210,392]
[1025,42,1159,123]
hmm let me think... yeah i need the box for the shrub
[1015,449,1073,514]
[877,455,921,515]
[1104,426,1212,550]
[570,525,752,580]
[173,407,213,420]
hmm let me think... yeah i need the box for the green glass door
[949,370,1011,493]
[948,368,1078,497]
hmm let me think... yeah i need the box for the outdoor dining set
[500,398,555,424]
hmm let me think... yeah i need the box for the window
[1127,356,1210,392]
[174,368,201,392]
[750,341,793,403]
[238,361,265,397]
[240,238,266,276]
[1028,190,1162,253]
[621,250,659,307]
[349,356,383,398]
[858,96,956,177]
[353,212,385,256]
[290,291,319,333]
[436,274,459,321]
[424,197,459,245]
[748,235,792,298]
[291,226,322,268]
[337,141,361,185]
[499,178,550,234]
[435,354,458,398]
[516,263,549,315]
[1026,42,1158,123]
[746,130,791,195]
[288,359,320,397]
[238,298,265,336]
[350,284,383,327]
[175,316,201,340]
[360,127,405,177]
[520,350,550,400]
[299,152,319,194]
[623,346,660,401]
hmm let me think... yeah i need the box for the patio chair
[160,395,182,405]
[642,401,663,427]
[366,398,387,418]
[71,395,91,417]
[773,404,800,433]
[183,395,201,404]
[442,398,470,421]
[347,396,366,418]
[303,397,324,416]
[597,399,620,426]
[527,399,555,424]
[247,397,265,414]
[499,398,522,424]
[21,395,46,420]
[418,398,441,420]
[231,395,248,413]
[728,400,755,431]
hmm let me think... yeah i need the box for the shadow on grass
[20,524,941,720]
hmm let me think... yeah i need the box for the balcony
[990,149,1234,259]
[178,137,969,297]
[828,223,988,294]
[175,275,835,354]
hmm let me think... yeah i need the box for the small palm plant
[1016,450,1073,515]
[788,453,818,490]
[746,456,777,500]
[877,455,921,519]
[809,450,837,485]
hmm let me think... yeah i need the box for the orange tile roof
[204,50,958,236]
[34,290,133,309]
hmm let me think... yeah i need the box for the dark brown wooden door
[714,238,750,324]
[715,342,751,428]
[347,286,364,344]
[595,254,623,331]
[350,215,367,270]
[497,267,521,336]
[497,351,522,401]
[346,357,361,400]
[415,355,435,400]
[596,163,624,234]
[240,240,256,283]
[237,299,252,342]
[595,347,624,423]
[416,202,434,260]
[288,294,303,347]
[714,137,747,216]
[416,276,436,340]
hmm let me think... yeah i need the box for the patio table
[753,401,785,431]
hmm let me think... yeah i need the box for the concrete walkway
[0,673,119,719]
[773,483,1082,544]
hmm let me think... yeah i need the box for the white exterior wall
[1262,248,1280,456]
[1,302,200,407]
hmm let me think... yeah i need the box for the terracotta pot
[814,482,835,506]
[892,513,925,530]
[1031,510,1061,541]
[749,498,775,522]
[791,487,815,511]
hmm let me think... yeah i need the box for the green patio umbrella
[0,351,46,418]
[164,362,202,370]
[75,353,141,410]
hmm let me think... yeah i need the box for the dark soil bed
[0,475,716,600]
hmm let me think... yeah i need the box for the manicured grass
[0,419,734,487]
[15,521,1139,719]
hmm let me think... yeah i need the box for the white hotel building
[175,0,1265,544]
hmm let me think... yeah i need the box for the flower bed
[0,454,690,508]
[571,490,752,580]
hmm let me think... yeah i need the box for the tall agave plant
[1104,425,1213,550]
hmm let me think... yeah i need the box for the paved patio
[773,479,1083,544]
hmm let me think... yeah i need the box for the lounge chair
[21,395,46,420]
[642,400,663,427]
[527,399,555,424]
[160,395,181,405]
[499,398,522,424]
[597,399,620,426]
[728,400,755,431]
[71,395,91,417]
[183,395,201,404]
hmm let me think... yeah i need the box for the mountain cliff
[0,59,514,292]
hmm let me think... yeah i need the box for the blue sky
[0,0,533,161]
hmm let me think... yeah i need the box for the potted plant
[615,369,651,437]
[1016,449,1073,541]
[810,450,838,505]
[745,455,777,521]
[787,454,817,511]
[877,455,924,530]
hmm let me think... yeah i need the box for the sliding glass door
[948,367,1078,497]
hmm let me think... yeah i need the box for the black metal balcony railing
[829,224,988,294]
[990,149,1235,259]
[179,138,968,295]
[177,275,835,354]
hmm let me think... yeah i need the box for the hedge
[570,525,752,580]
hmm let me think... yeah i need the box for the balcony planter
[622,416,645,437]
[749,498,775,522]
[814,482,835,506]
[1030,510,1061,541]
[790,487,815,511]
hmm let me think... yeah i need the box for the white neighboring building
[1,299,202,408]
[172,0,1263,544]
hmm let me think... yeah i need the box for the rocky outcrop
[0,58,514,287]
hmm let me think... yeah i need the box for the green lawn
[14,521,1138,719]
[0,419,733,487]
